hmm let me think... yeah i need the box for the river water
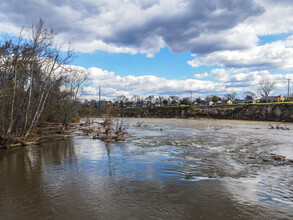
[1,118,293,219]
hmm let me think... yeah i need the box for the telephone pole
[287,79,291,101]
[99,86,101,108]
[190,91,193,106]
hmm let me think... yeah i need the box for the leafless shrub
[267,106,273,116]
[93,117,129,141]
[261,108,267,119]
[274,106,282,118]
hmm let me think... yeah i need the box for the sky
[1,0,293,100]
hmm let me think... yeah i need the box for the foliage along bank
[116,103,293,122]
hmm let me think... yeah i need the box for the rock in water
[273,155,286,161]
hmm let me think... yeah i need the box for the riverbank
[116,103,293,122]
[0,122,78,149]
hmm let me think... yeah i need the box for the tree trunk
[22,61,34,136]
[23,89,50,140]
[7,68,17,136]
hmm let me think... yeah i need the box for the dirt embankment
[117,104,293,122]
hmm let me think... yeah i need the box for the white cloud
[74,66,228,99]
[82,86,98,95]
[72,40,139,54]
[73,66,290,100]
[187,58,200,68]
[0,0,263,56]
[194,72,208,79]
[248,0,293,36]
[2,0,293,99]
[186,0,293,71]
[230,70,270,83]
[209,68,248,82]
[88,67,115,79]
[188,37,293,71]
[207,69,291,96]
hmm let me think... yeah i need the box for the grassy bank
[117,103,293,122]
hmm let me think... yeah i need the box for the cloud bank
[1,0,293,99]
[0,0,264,56]
[78,67,291,100]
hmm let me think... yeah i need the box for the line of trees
[80,79,279,112]
[0,19,86,146]
[110,80,278,108]
[110,92,254,107]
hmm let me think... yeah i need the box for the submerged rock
[273,155,286,161]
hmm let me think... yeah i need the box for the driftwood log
[0,136,41,149]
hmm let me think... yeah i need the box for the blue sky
[74,48,215,79]
[258,33,293,45]
[1,0,293,100]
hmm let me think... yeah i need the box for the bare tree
[169,96,179,105]
[131,95,139,105]
[259,79,276,97]
[59,67,88,129]
[115,95,128,107]
[145,95,154,106]
[22,19,74,140]
[244,91,256,100]
[156,96,165,106]
[205,96,212,102]
[0,18,83,147]
[224,92,237,101]
[136,96,144,105]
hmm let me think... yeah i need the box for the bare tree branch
[259,79,276,97]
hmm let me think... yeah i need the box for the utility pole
[287,79,291,101]
[99,86,101,108]
[190,91,193,106]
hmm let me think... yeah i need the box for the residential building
[259,95,284,103]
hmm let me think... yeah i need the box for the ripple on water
[1,118,293,219]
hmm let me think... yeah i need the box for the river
[1,118,293,219]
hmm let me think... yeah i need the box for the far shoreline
[115,103,293,123]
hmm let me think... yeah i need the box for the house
[259,95,284,103]
[235,99,245,104]
[243,99,254,103]
[227,100,233,105]
[220,99,233,105]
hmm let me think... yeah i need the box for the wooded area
[0,19,87,148]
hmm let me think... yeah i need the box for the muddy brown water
[1,118,293,219]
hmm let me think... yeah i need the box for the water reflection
[0,118,293,219]
[105,143,116,177]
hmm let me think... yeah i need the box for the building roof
[260,95,281,100]
[220,99,232,104]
